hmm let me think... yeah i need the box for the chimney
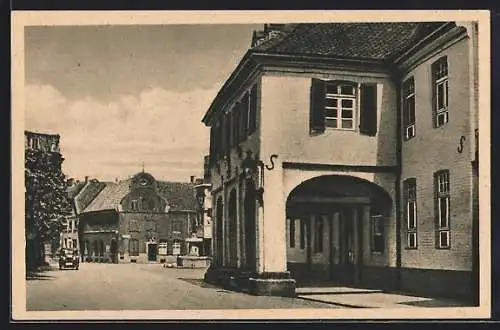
[190,175,195,183]
[85,176,89,183]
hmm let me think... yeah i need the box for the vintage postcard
[11,10,491,321]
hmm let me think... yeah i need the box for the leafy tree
[25,148,71,271]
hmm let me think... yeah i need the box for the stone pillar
[248,162,295,297]
[261,165,287,273]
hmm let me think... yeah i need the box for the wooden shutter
[309,78,326,134]
[359,83,378,136]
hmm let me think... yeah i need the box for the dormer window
[131,200,138,211]
[310,79,378,136]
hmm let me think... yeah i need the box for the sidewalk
[296,287,470,308]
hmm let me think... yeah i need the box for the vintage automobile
[58,248,80,270]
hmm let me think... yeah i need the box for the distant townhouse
[75,171,201,264]
[201,22,479,303]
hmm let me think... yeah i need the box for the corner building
[201,22,479,302]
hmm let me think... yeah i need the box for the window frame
[403,77,416,140]
[432,56,449,128]
[404,178,418,249]
[324,81,358,131]
[435,170,451,249]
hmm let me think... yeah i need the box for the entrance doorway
[286,175,392,288]
[147,243,158,262]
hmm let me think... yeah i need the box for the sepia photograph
[11,10,491,320]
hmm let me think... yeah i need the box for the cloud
[25,83,217,182]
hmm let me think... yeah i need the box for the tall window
[403,77,416,140]
[435,170,451,248]
[300,219,306,250]
[314,217,324,253]
[288,218,296,248]
[404,178,418,249]
[432,56,449,127]
[371,215,384,253]
[129,239,139,256]
[324,82,357,130]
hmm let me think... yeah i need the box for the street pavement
[26,262,338,311]
[26,262,469,311]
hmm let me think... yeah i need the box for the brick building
[201,22,479,302]
[75,172,199,264]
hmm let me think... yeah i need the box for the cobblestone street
[26,263,338,311]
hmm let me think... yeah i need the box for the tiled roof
[74,179,106,214]
[67,181,86,199]
[156,181,197,211]
[81,179,197,213]
[251,22,452,60]
[83,180,131,213]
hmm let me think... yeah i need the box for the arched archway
[285,175,392,286]
[227,189,238,267]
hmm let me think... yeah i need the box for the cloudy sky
[24,24,261,182]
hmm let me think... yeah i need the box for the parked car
[58,248,79,270]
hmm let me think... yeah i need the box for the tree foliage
[25,148,72,269]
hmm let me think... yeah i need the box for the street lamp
[240,151,278,207]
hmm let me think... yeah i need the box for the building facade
[76,172,200,264]
[201,22,479,302]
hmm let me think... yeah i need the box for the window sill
[435,246,451,250]
[371,251,384,255]
[404,247,418,250]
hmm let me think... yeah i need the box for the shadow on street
[176,277,218,289]
[26,271,55,281]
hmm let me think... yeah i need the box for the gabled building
[201,22,479,303]
[76,172,199,264]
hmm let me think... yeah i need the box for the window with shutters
[403,77,416,140]
[404,178,418,249]
[434,170,451,249]
[129,239,139,256]
[310,79,377,136]
[432,56,449,128]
